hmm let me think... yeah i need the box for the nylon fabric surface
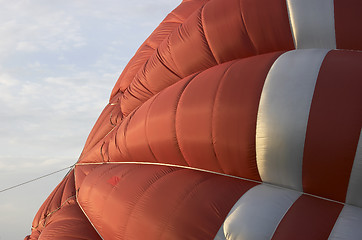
[75,163,257,240]
[26,0,362,239]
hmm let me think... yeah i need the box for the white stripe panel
[256,49,329,191]
[346,129,362,207]
[328,205,362,240]
[286,0,336,49]
[214,228,226,240]
[214,184,301,240]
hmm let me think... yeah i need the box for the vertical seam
[285,0,297,48]
[175,73,202,166]
[123,167,180,239]
[158,173,212,239]
[113,125,122,158]
[122,110,138,163]
[144,96,160,163]
[238,0,257,54]
[211,62,238,174]
[269,193,303,239]
[345,129,362,206]
[200,4,219,64]
[199,5,218,65]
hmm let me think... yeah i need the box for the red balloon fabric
[26,0,362,239]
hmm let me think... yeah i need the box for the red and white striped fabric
[72,49,362,239]
[27,0,362,239]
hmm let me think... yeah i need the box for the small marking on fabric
[107,176,121,186]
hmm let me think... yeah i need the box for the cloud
[0,0,179,61]
[0,156,73,172]
[0,0,181,166]
[0,1,85,60]
[0,1,181,239]
[0,65,118,164]
[15,41,39,52]
[0,73,19,86]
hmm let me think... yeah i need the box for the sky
[0,1,180,239]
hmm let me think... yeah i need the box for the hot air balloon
[26,0,362,239]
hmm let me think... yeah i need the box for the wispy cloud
[0,0,180,161]
[0,0,180,238]
[0,4,84,57]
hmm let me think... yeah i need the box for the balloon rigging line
[0,165,75,193]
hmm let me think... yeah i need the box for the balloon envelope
[26,0,362,239]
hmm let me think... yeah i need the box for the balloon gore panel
[26,0,362,239]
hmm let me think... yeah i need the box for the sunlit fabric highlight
[26,0,362,239]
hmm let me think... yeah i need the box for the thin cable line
[0,165,74,193]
